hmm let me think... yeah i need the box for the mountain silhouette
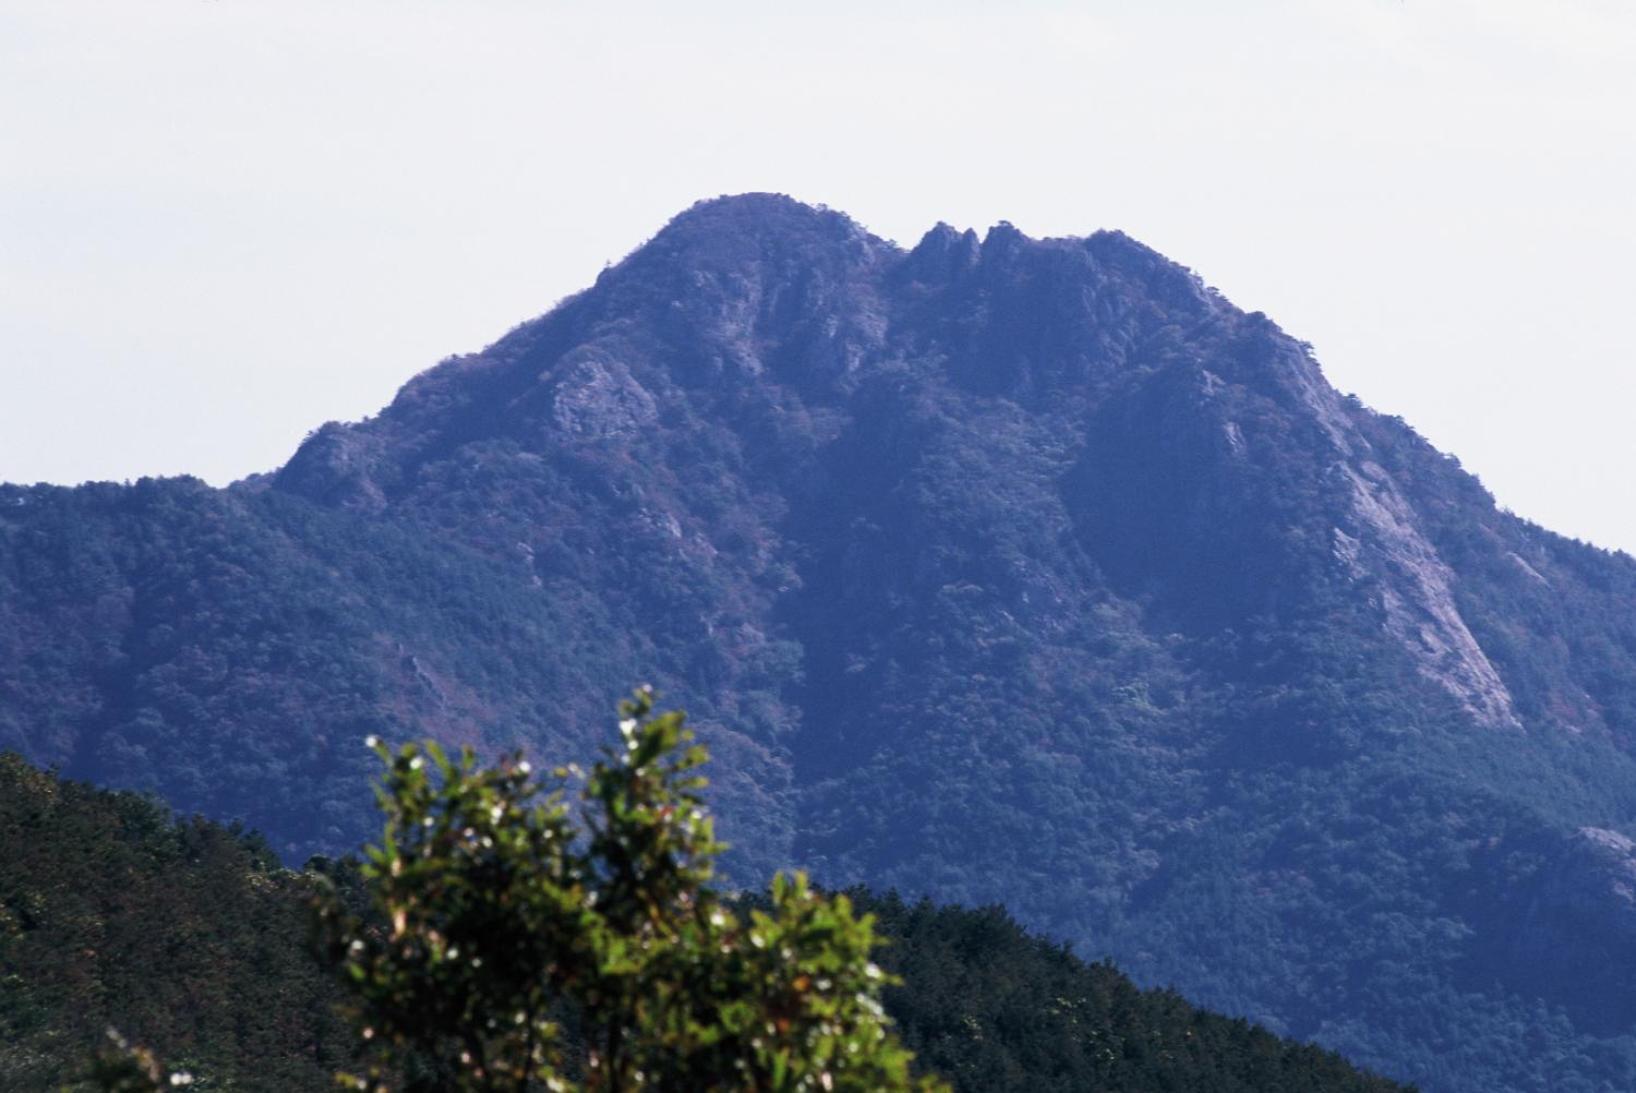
[6,194,1636,1091]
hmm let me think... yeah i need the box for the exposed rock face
[274,421,389,509]
[1572,826,1636,899]
[550,351,658,440]
[1335,460,1518,728]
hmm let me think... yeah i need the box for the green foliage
[860,893,1412,1093]
[0,753,346,1091]
[4,750,1408,1092]
[320,690,942,1092]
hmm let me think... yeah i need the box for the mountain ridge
[6,194,1636,1091]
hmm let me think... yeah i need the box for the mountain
[5,193,1636,1090]
[0,756,1411,1093]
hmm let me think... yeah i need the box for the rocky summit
[6,194,1636,1091]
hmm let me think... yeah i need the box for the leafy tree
[317,688,944,1092]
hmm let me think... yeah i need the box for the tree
[316,687,945,1093]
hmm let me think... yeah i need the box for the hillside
[6,194,1636,1090]
[0,756,1410,1092]
[0,754,345,1089]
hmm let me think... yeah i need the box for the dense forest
[0,756,1410,1091]
[7,195,1636,1090]
[0,754,345,1088]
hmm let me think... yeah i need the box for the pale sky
[3,1,1634,553]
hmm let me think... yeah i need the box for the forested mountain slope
[0,754,345,1089]
[6,194,1636,1090]
[0,756,1410,1092]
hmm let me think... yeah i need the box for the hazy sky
[3,1,1634,552]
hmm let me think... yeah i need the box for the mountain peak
[14,196,1636,1093]
[981,219,1026,247]
[648,192,890,256]
[666,190,836,223]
